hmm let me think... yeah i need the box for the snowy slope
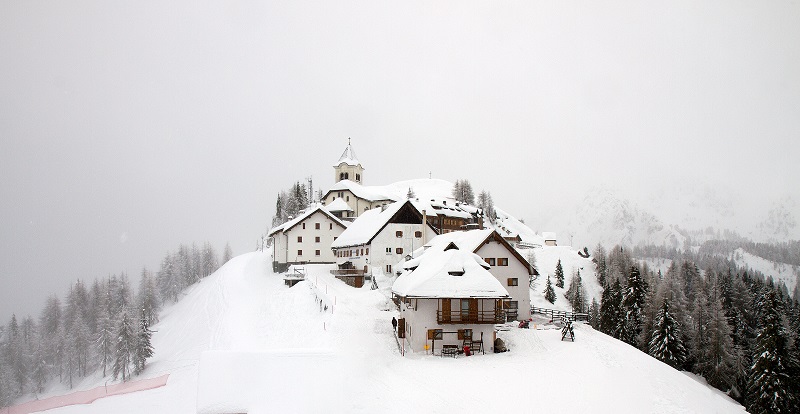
[41,252,744,413]
[732,248,798,295]
[528,245,601,311]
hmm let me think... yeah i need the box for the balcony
[436,310,506,324]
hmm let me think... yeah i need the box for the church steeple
[334,138,364,184]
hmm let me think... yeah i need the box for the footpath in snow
[41,252,744,414]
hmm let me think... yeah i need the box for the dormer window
[448,270,465,276]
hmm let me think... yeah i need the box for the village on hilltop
[267,140,574,355]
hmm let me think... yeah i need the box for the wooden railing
[330,269,366,276]
[437,310,506,324]
[531,306,588,322]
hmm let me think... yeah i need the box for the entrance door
[441,298,451,323]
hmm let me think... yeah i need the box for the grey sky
[2,0,799,321]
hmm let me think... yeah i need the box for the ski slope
[42,252,744,413]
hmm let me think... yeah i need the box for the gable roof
[268,205,348,237]
[392,248,509,298]
[420,229,538,275]
[330,200,437,249]
[324,197,353,212]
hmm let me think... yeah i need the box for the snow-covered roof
[334,141,361,167]
[325,198,353,212]
[268,204,348,236]
[326,180,397,202]
[410,229,538,275]
[542,232,557,241]
[392,248,509,298]
[331,200,430,248]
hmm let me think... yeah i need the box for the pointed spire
[336,138,360,166]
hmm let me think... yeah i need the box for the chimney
[422,210,427,245]
[478,215,484,230]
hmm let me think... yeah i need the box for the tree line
[0,241,233,407]
[583,245,799,413]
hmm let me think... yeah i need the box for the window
[315,250,321,256]
[329,223,333,230]
[302,223,306,229]
[485,258,496,266]
[297,250,303,256]
[355,173,360,181]
[386,247,392,254]
[346,196,350,201]
[315,236,320,243]
[315,223,320,230]
[458,329,473,340]
[396,247,404,255]
[507,301,519,310]
[366,248,369,255]
[508,278,519,286]
[428,329,443,340]
[498,258,509,266]
[415,231,422,238]
[386,264,392,273]
[396,231,403,238]
[297,236,303,243]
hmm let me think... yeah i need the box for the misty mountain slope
[542,185,799,250]
[41,253,744,413]
[731,248,798,296]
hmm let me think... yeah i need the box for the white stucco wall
[476,240,532,320]
[334,223,436,275]
[273,211,346,265]
[324,190,390,219]
[399,298,497,354]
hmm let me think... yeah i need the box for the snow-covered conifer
[112,307,136,381]
[222,243,233,265]
[133,309,154,375]
[649,298,687,369]
[543,275,556,304]
[621,265,647,346]
[554,259,564,288]
[746,290,795,413]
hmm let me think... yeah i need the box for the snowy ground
[41,252,745,413]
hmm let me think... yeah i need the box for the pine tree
[697,283,736,392]
[543,275,556,304]
[223,243,233,265]
[554,259,565,288]
[747,290,795,413]
[112,308,136,381]
[137,268,160,326]
[600,280,623,337]
[589,298,601,330]
[526,250,538,288]
[593,244,608,286]
[96,305,114,377]
[133,309,154,375]
[649,298,687,369]
[566,270,586,313]
[621,265,648,346]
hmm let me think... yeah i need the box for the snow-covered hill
[39,252,744,413]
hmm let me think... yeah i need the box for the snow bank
[197,350,340,414]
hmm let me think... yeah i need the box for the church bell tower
[334,138,364,184]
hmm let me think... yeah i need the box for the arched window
[339,172,345,180]
[344,172,349,179]
[355,174,360,182]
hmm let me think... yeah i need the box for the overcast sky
[2,0,799,321]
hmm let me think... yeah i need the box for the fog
[2,0,799,321]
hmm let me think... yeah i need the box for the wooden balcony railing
[330,269,366,276]
[437,310,506,324]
